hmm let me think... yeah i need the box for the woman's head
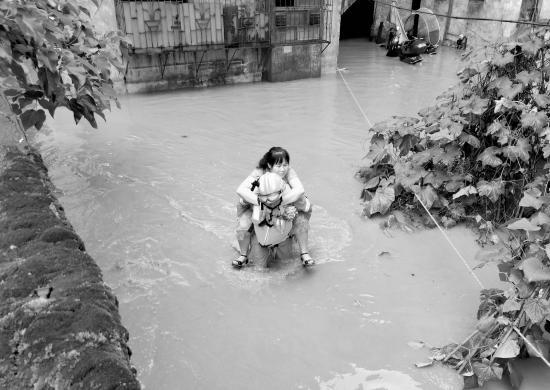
[258,146,290,178]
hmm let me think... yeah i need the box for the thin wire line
[513,326,550,369]
[414,194,485,289]
[336,69,373,128]
[373,0,550,28]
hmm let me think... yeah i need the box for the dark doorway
[340,0,375,40]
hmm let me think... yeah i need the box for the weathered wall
[321,0,341,74]
[0,91,140,388]
[123,47,264,93]
[267,44,322,81]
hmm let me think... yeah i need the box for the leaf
[459,133,481,148]
[477,180,504,202]
[416,185,438,209]
[460,95,489,115]
[530,211,550,228]
[487,120,503,135]
[519,257,550,283]
[501,138,531,163]
[502,298,521,313]
[521,110,548,131]
[507,218,541,231]
[516,70,540,86]
[364,185,395,216]
[365,135,389,164]
[523,298,550,323]
[490,76,523,99]
[364,176,381,189]
[533,93,550,108]
[433,145,461,166]
[472,361,503,386]
[477,146,503,167]
[493,337,520,359]
[19,109,46,130]
[519,192,543,210]
[453,185,478,200]
[492,52,515,67]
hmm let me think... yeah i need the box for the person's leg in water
[292,209,314,266]
[233,204,252,267]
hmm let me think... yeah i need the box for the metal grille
[114,0,332,52]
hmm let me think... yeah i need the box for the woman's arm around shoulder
[236,168,262,205]
[282,167,305,205]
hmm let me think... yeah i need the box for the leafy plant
[359,29,550,386]
[0,0,127,132]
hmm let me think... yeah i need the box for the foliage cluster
[0,0,126,131]
[359,29,550,386]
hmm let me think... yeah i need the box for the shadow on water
[37,40,519,389]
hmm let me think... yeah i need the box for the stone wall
[0,95,140,388]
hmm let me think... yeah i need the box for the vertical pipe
[412,0,420,37]
[443,0,453,41]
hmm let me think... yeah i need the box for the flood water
[38,40,505,389]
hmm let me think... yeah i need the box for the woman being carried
[233,146,314,268]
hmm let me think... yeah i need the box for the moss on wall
[0,145,140,389]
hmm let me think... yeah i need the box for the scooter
[399,37,427,64]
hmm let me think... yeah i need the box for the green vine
[359,28,550,386]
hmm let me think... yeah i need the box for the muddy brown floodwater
[39,40,508,389]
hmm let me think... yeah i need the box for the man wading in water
[232,147,314,268]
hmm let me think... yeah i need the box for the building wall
[371,0,543,49]
[268,44,321,81]
[321,0,341,74]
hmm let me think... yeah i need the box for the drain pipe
[443,0,454,42]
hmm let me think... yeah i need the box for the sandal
[232,254,248,268]
[300,252,315,267]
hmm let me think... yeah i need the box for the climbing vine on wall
[358,28,550,385]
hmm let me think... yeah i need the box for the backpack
[253,217,292,247]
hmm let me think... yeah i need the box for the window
[275,0,295,7]
[275,13,287,27]
[309,12,320,25]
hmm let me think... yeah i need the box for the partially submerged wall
[0,144,141,389]
[0,94,140,388]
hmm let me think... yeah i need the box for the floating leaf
[523,297,550,323]
[477,147,503,167]
[453,185,478,200]
[477,180,504,202]
[472,361,503,386]
[364,185,395,216]
[415,361,433,368]
[507,218,541,231]
[519,192,543,209]
[518,257,550,283]
[493,337,520,359]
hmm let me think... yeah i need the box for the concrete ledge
[0,145,140,389]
